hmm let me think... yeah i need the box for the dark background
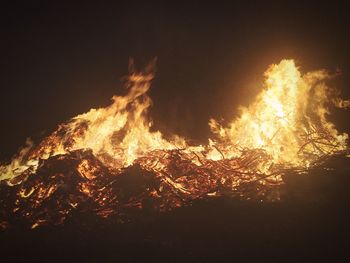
[1,1,350,162]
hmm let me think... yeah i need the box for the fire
[209,60,348,167]
[0,58,349,229]
[0,58,186,182]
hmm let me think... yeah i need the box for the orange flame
[0,59,348,184]
[209,60,348,168]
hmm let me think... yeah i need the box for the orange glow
[0,59,349,228]
[209,60,348,167]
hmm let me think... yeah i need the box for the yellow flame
[0,59,348,183]
[0,70,186,182]
[209,59,348,166]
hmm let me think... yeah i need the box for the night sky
[1,1,350,162]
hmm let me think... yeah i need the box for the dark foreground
[1,166,350,263]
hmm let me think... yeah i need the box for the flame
[0,58,349,229]
[1,58,348,184]
[0,60,186,182]
[209,59,348,167]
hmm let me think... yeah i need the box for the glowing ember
[0,59,349,229]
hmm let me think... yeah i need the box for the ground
[1,171,350,262]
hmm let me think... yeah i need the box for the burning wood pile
[1,59,349,229]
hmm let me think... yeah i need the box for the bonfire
[0,58,349,229]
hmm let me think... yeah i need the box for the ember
[0,59,349,229]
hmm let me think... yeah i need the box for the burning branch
[0,59,349,229]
